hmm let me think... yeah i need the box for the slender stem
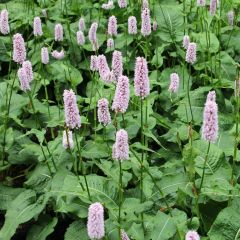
[187,64,194,122]
[27,91,57,171]
[118,160,123,240]
[140,98,144,230]
[198,142,211,192]
[74,131,92,201]
[2,61,16,164]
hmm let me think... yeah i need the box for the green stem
[187,64,194,122]
[118,160,123,240]
[74,131,92,201]
[140,98,144,231]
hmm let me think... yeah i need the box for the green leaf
[208,199,240,240]
[64,220,88,240]
[150,212,177,240]
[0,190,48,240]
[26,215,58,240]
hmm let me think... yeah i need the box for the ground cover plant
[0,0,239,239]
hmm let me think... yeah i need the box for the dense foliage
[0,0,240,239]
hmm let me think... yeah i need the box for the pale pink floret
[0,9,9,35]
[77,31,85,45]
[112,75,130,113]
[115,129,129,161]
[185,230,200,240]
[89,22,98,44]
[183,35,190,50]
[63,89,81,129]
[102,0,114,9]
[42,9,47,17]
[207,90,216,102]
[22,60,33,82]
[79,17,85,31]
[108,16,117,36]
[134,57,150,99]
[142,0,149,9]
[97,98,111,126]
[197,0,206,6]
[51,50,65,60]
[55,23,63,41]
[128,16,137,34]
[152,20,158,31]
[41,47,49,64]
[33,17,43,36]
[107,38,114,49]
[90,55,99,71]
[62,130,74,149]
[227,10,234,26]
[141,8,151,36]
[13,33,26,64]
[112,50,123,81]
[121,230,130,240]
[118,0,127,8]
[210,0,217,15]
[202,94,218,143]
[169,73,180,93]
[18,68,30,92]
[87,202,105,240]
[98,55,111,83]
[186,42,197,64]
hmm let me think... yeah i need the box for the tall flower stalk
[134,57,150,230]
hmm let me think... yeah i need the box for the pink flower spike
[13,33,26,64]
[62,130,74,149]
[51,49,65,60]
[63,89,81,129]
[87,202,105,240]
[97,98,111,126]
[112,143,117,160]
[22,60,33,82]
[141,7,151,36]
[0,9,10,35]
[77,31,85,45]
[207,90,216,102]
[89,22,98,44]
[33,16,43,36]
[183,35,190,50]
[108,16,117,36]
[185,230,200,240]
[18,67,30,92]
[210,0,217,15]
[112,75,130,113]
[142,0,149,9]
[112,50,123,81]
[197,0,206,7]
[134,57,150,99]
[118,0,127,8]
[115,129,129,161]
[102,0,114,10]
[186,42,197,64]
[227,10,234,26]
[202,93,218,143]
[98,55,111,83]
[121,230,130,240]
[42,9,47,17]
[128,16,137,34]
[107,38,114,49]
[168,73,180,93]
[55,23,63,41]
[79,17,85,31]
[90,55,99,71]
[41,47,49,64]
[152,20,158,31]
